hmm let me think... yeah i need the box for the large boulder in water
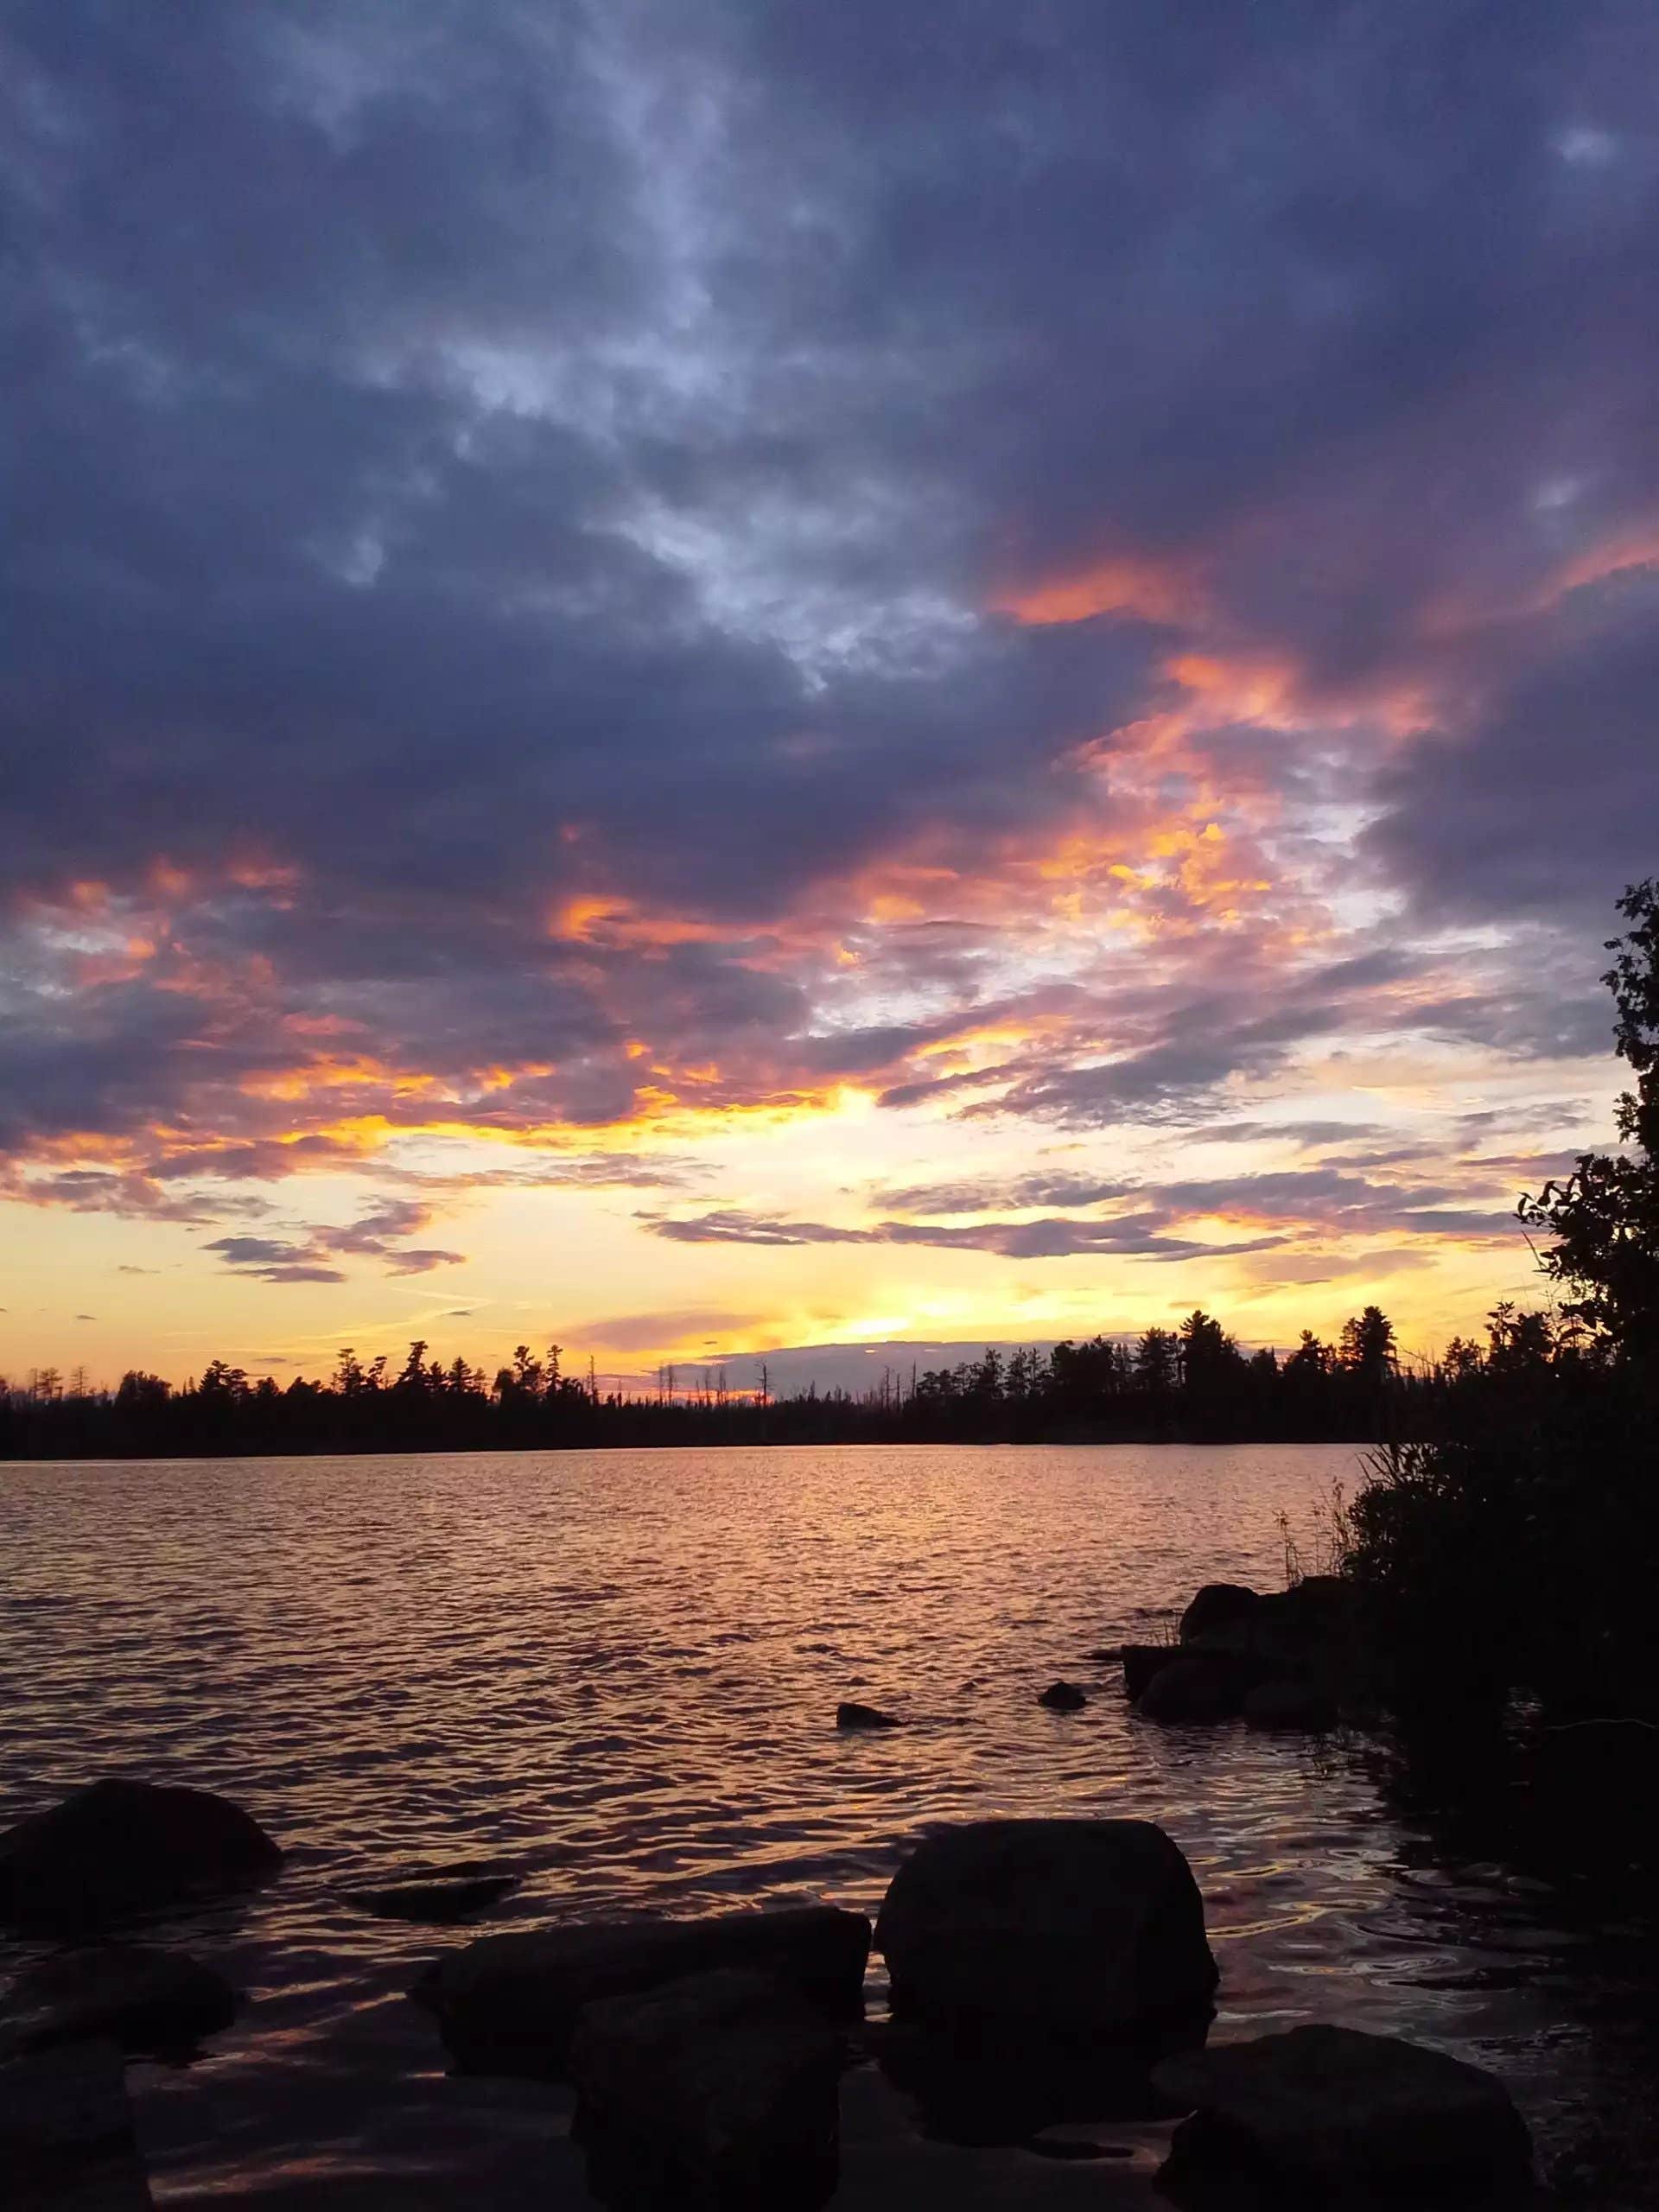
[0,1945,238,2058]
[0,1781,282,1934]
[1120,1644,1180,1701]
[1179,1584,1261,1643]
[1155,2025,1532,2196]
[570,1968,841,2210]
[413,1904,870,2078]
[1136,1651,1248,1724]
[874,1819,1217,2043]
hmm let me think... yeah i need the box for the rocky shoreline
[1,1574,1567,2210]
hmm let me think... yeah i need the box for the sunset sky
[4,2,1658,1390]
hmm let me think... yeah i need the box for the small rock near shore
[1037,1681,1088,1711]
[1,1945,238,2058]
[0,1779,282,1935]
[875,1818,1217,2043]
[1154,2024,1532,2195]
[570,1968,841,2210]
[836,1702,899,1732]
[413,1904,871,2077]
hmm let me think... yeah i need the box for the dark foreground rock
[0,1945,238,2058]
[836,1702,899,1731]
[346,1871,521,1923]
[875,1818,1217,2044]
[0,2038,152,2209]
[1154,2025,1533,2199]
[413,1904,871,2077]
[570,1968,841,2210]
[0,1780,282,1934]
[1037,1681,1089,1711]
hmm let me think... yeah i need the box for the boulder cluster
[1120,1575,1361,1728]
[1,1614,1535,2209]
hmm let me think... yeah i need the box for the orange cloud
[550,894,744,950]
[994,549,1209,628]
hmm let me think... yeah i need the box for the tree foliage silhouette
[1521,879,1659,1357]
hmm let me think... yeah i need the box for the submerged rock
[836,1703,899,1732]
[1136,1651,1247,1724]
[0,2037,152,2208]
[413,1904,870,2077]
[874,1818,1217,2044]
[1154,2024,1533,2196]
[0,1945,238,2058]
[345,1871,520,1923]
[1037,1681,1089,1712]
[0,1780,282,1935]
[571,1968,841,2209]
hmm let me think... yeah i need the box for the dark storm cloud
[3,0,1656,1196]
[878,1173,1141,1217]
[1366,610,1659,930]
[649,1205,1287,1263]
[654,1149,1530,1258]
[202,1198,461,1283]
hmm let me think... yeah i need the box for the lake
[0,1444,1643,2205]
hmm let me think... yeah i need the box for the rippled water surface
[0,1446,1643,2205]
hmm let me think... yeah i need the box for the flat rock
[1154,2024,1533,2194]
[0,1779,282,1934]
[0,2038,153,2209]
[836,1702,900,1731]
[571,1968,841,2209]
[413,1904,870,2077]
[1,1944,238,2057]
[875,1818,1217,2044]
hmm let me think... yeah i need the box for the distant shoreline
[1,1430,1379,1465]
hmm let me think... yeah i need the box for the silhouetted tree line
[0,1298,1599,1461]
[1347,880,1659,1728]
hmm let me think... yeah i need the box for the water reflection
[0,1445,1651,2202]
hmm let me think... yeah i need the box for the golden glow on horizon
[1,512,1624,1388]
